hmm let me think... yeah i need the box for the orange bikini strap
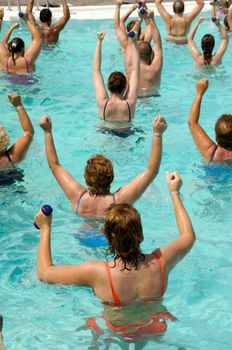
[105,262,121,305]
[152,252,166,297]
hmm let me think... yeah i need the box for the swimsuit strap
[209,146,218,162]
[103,99,109,120]
[5,57,9,74]
[76,190,87,215]
[125,100,131,122]
[152,251,166,297]
[112,193,116,204]
[105,262,121,305]
[24,56,30,73]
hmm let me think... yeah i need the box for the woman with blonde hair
[155,0,205,44]
[0,93,34,184]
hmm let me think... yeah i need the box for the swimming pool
[0,13,232,349]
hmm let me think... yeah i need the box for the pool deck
[0,1,212,20]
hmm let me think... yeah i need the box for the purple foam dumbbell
[138,1,143,8]
[34,205,53,229]
[18,12,24,18]
[140,7,146,15]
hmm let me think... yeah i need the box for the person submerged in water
[155,0,205,44]
[93,31,139,123]
[125,9,163,98]
[0,93,34,183]
[34,172,195,338]
[188,17,229,66]
[188,78,232,164]
[39,114,167,218]
[0,14,42,74]
[26,0,70,44]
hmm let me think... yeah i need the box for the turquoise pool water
[0,15,232,349]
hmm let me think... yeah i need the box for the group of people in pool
[0,0,232,344]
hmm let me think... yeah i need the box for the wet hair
[126,21,142,37]
[224,16,229,31]
[138,41,153,63]
[103,203,145,271]
[215,114,232,150]
[173,0,185,14]
[107,72,127,94]
[0,126,9,154]
[8,38,25,66]
[84,154,114,196]
[40,8,52,23]
[201,34,215,65]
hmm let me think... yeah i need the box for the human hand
[21,13,29,21]
[196,78,208,95]
[8,93,22,107]
[132,3,138,10]
[34,209,52,230]
[39,114,52,132]
[153,115,167,135]
[147,9,154,20]
[197,16,205,24]
[140,0,148,8]
[166,172,183,193]
[97,32,105,41]
[116,0,123,6]
[10,23,20,30]
[0,8,4,18]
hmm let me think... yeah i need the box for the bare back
[76,192,117,218]
[39,25,60,44]
[168,15,189,36]
[100,97,133,123]
[2,56,34,74]
[194,54,222,66]
[94,253,167,306]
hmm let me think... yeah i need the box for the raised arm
[126,32,140,106]
[7,94,34,163]
[213,21,229,63]
[93,32,108,115]
[228,5,232,29]
[154,0,172,26]
[158,172,196,271]
[188,78,216,160]
[23,14,42,63]
[35,209,97,286]
[211,1,217,18]
[39,115,86,211]
[186,0,205,23]
[147,10,162,69]
[188,17,204,61]
[114,0,129,52]
[52,0,70,32]
[26,0,37,25]
[0,8,4,33]
[0,23,20,62]
[115,116,167,204]
[120,3,138,34]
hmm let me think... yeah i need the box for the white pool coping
[2,1,212,21]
